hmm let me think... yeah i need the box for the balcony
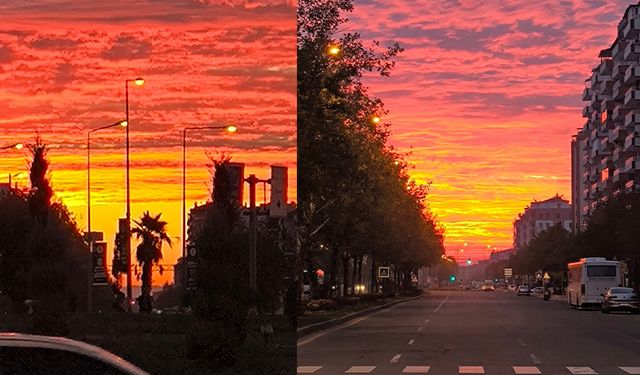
[582,87,592,101]
[613,61,629,79]
[626,180,636,192]
[582,105,592,118]
[613,80,625,100]
[613,41,628,61]
[613,168,621,182]
[622,157,638,173]
[624,41,640,60]
[602,136,615,151]
[599,59,613,75]
[624,88,640,106]
[624,65,640,85]
[612,127,627,142]
[599,77,614,96]
[624,132,640,152]
[625,111,640,127]
[613,103,632,121]
[623,18,640,39]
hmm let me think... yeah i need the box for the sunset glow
[0,0,296,285]
[346,1,631,262]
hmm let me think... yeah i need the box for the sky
[345,0,634,263]
[0,0,296,285]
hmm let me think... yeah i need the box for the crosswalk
[297,365,640,374]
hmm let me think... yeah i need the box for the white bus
[567,257,622,309]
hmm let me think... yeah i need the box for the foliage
[297,0,444,306]
[132,211,172,313]
[0,138,90,334]
[511,225,574,275]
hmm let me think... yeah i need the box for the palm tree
[132,211,171,312]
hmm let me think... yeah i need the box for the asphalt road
[297,290,640,374]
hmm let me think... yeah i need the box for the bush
[304,299,337,311]
[358,294,382,302]
[335,297,359,305]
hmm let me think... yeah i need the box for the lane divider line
[408,339,415,345]
[391,354,402,364]
[529,353,541,364]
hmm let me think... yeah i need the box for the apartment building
[572,3,640,232]
[513,195,572,251]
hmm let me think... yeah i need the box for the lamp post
[86,120,127,312]
[181,125,237,289]
[1,143,23,150]
[125,77,144,310]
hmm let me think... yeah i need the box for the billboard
[92,241,108,285]
[223,162,245,206]
[270,166,288,218]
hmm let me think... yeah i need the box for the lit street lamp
[1,143,23,150]
[86,120,127,312]
[181,125,237,289]
[124,77,144,309]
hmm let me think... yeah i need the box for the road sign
[543,272,551,280]
[378,267,390,279]
[504,268,513,276]
[92,241,108,285]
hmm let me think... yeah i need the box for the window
[587,265,617,277]
[0,347,130,375]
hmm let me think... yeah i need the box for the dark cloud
[519,55,563,65]
[437,24,512,52]
[53,63,75,90]
[101,35,152,60]
[0,43,14,63]
[29,35,80,50]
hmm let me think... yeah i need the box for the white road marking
[434,293,450,313]
[424,319,430,324]
[459,366,485,374]
[621,368,640,374]
[391,354,402,363]
[417,326,424,332]
[517,338,527,347]
[567,367,598,374]
[297,366,322,374]
[513,366,542,374]
[529,353,541,364]
[345,366,376,373]
[402,366,431,373]
[408,339,415,345]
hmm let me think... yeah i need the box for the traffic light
[449,275,456,282]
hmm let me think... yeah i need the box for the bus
[567,257,622,309]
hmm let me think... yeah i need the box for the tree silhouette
[27,136,53,225]
[132,211,171,313]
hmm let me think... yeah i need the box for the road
[297,290,640,374]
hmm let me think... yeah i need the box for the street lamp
[371,116,380,124]
[86,120,127,312]
[1,143,23,150]
[181,125,237,289]
[124,77,143,309]
[328,45,340,56]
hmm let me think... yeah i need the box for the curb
[296,294,425,338]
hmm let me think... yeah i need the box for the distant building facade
[513,195,572,251]
[572,3,640,232]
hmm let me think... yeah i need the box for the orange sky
[0,0,296,285]
[346,0,632,263]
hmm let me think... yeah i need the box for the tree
[132,211,171,313]
[27,136,53,225]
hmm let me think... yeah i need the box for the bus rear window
[587,265,616,277]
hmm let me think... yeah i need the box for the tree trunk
[324,246,340,298]
[350,256,358,295]
[370,256,377,294]
[297,239,308,314]
[357,256,363,284]
[342,253,350,297]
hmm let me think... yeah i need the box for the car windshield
[610,288,634,294]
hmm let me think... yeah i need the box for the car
[507,285,516,292]
[516,285,531,296]
[0,333,149,374]
[482,281,495,292]
[531,286,543,294]
[602,287,640,314]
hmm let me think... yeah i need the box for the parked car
[531,286,543,294]
[516,285,531,296]
[602,287,640,314]
[0,333,149,374]
[507,285,516,292]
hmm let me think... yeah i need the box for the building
[513,195,572,251]
[489,248,515,262]
[572,3,640,232]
